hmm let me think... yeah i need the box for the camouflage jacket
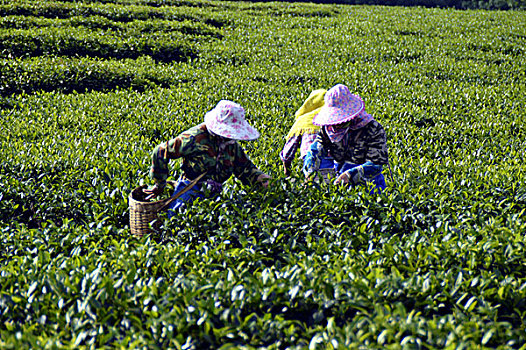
[150,123,264,187]
[305,120,389,175]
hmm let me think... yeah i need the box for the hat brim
[297,106,323,123]
[312,96,365,126]
[285,106,322,139]
[294,89,327,119]
[204,113,260,141]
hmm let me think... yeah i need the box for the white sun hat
[204,100,260,141]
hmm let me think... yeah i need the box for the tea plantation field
[1,0,526,348]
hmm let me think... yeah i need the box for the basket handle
[157,171,208,212]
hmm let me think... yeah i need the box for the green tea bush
[0,0,525,349]
[0,15,222,38]
[0,56,197,97]
[0,26,198,62]
[0,1,230,27]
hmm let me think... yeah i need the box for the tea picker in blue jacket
[303,84,390,193]
[280,89,335,182]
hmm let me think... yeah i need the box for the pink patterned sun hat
[204,100,260,141]
[312,84,365,126]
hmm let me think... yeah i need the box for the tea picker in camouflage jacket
[144,100,271,215]
[303,84,390,193]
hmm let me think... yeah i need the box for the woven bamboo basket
[128,181,177,237]
[129,173,207,237]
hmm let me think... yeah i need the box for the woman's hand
[257,173,271,188]
[143,183,165,200]
[334,171,351,185]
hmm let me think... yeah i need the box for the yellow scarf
[286,89,327,139]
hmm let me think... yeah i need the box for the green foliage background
[1,0,526,349]
[227,0,526,11]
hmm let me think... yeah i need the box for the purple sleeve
[279,135,301,164]
[299,133,318,159]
